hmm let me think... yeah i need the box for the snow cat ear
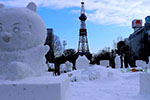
[0,4,5,8]
[26,2,37,12]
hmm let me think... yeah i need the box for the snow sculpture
[65,61,73,72]
[60,64,67,73]
[115,54,121,68]
[0,2,48,80]
[136,60,144,68]
[60,61,73,73]
[76,55,89,69]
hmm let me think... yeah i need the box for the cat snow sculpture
[0,2,48,80]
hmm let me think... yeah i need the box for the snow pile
[0,2,48,80]
[76,55,89,69]
[60,61,73,73]
[70,65,121,82]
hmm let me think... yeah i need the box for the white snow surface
[68,65,150,100]
[0,2,48,80]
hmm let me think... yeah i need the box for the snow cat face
[0,2,46,51]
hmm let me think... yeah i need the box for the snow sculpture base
[140,73,150,94]
[0,74,69,100]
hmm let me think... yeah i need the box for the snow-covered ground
[0,65,150,100]
[68,65,150,100]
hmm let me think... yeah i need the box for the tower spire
[77,0,90,55]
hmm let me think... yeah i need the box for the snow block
[136,60,146,68]
[100,60,110,67]
[140,73,150,94]
[0,75,69,100]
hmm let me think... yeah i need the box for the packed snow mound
[0,2,48,80]
[70,65,122,82]
[76,55,89,69]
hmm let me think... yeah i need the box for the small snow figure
[47,63,55,75]
[47,63,55,71]
[59,64,67,73]
[115,54,121,69]
[0,2,48,80]
[65,61,73,72]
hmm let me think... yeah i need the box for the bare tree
[45,29,62,63]
[63,49,76,56]
[53,35,62,57]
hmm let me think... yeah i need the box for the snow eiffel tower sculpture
[77,0,90,55]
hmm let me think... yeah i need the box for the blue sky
[1,0,150,53]
[38,7,132,53]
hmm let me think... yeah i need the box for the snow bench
[0,74,69,100]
